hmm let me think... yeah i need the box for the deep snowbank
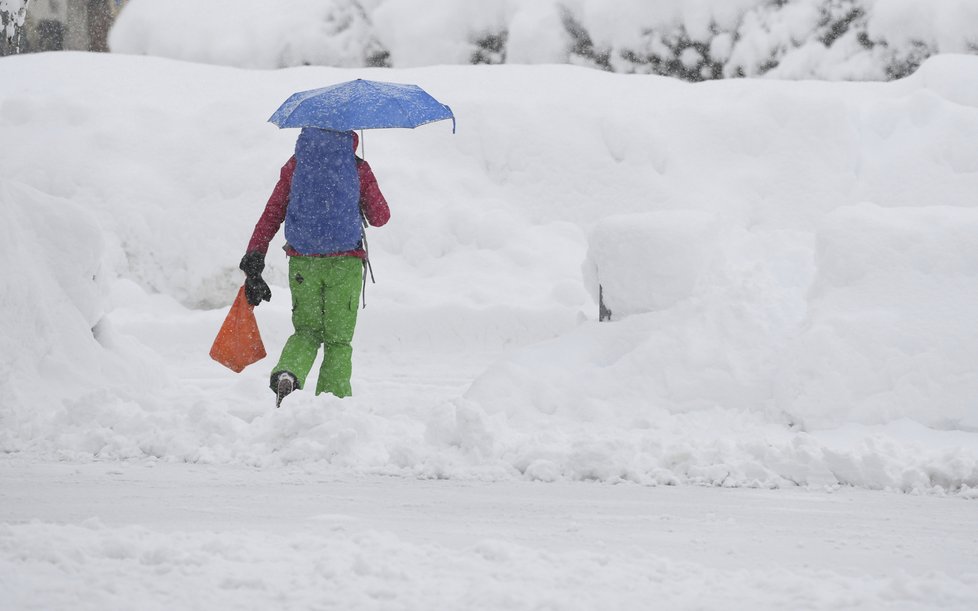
[508,202,978,434]
[1,52,977,491]
[0,180,105,414]
[777,204,978,429]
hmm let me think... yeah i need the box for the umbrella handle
[445,105,456,133]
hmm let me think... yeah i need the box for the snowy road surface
[2,459,977,610]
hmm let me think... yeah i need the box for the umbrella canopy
[269,79,455,132]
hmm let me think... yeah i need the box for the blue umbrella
[269,79,455,133]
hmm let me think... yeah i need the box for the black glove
[239,251,271,307]
[244,275,271,307]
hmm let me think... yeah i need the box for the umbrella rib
[369,80,409,129]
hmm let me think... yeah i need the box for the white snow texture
[1,50,977,494]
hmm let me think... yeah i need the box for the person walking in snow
[240,128,390,407]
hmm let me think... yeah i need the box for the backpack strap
[359,210,376,309]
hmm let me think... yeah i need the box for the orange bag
[210,286,267,372]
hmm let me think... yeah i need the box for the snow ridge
[1,52,977,494]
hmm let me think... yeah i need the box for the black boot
[273,371,297,408]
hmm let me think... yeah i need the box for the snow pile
[0,181,104,409]
[584,211,723,318]
[1,52,977,492]
[0,180,163,449]
[777,204,978,429]
[527,202,978,433]
[108,0,978,80]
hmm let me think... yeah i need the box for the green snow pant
[272,255,362,398]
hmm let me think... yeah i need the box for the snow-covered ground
[2,50,978,608]
[3,459,977,610]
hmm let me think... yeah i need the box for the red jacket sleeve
[358,159,390,227]
[246,156,296,254]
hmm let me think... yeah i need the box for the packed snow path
[2,459,977,610]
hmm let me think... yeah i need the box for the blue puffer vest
[285,128,362,255]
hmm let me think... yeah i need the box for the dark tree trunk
[86,0,110,52]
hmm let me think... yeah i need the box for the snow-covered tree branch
[0,0,30,48]
[109,0,978,81]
